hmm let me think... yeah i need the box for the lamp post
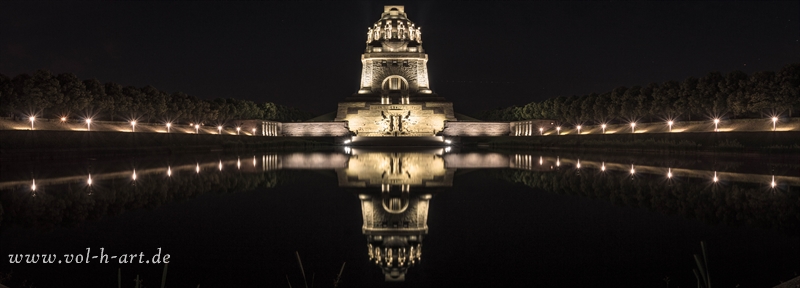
[713,118,719,132]
[576,125,581,134]
[217,126,222,135]
[252,128,257,135]
[29,116,35,130]
[166,122,171,133]
[539,127,543,135]
[60,117,67,123]
[556,126,561,135]
[772,117,778,131]
[195,124,200,134]
[86,118,92,131]
[236,127,241,135]
[601,124,606,134]
[131,120,137,132]
[630,122,636,133]
[668,120,673,132]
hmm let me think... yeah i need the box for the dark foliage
[0,70,313,123]
[478,64,800,123]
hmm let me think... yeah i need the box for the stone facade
[442,121,511,136]
[336,5,455,137]
[281,122,350,137]
[336,102,455,136]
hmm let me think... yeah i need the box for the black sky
[1,1,798,116]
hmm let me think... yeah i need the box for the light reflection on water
[1,149,799,284]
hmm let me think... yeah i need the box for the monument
[281,5,522,139]
[335,6,456,137]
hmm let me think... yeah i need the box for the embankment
[0,130,336,160]
[463,131,800,154]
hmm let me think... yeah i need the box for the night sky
[1,1,798,116]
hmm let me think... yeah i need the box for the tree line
[0,70,313,124]
[478,63,800,123]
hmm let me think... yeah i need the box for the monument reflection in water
[286,148,507,281]
[339,151,449,281]
[2,149,798,283]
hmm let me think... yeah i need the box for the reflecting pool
[0,148,798,287]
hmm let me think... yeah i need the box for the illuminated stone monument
[335,6,456,137]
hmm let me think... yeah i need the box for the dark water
[1,148,798,287]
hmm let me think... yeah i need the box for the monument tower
[335,6,457,137]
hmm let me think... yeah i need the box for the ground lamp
[772,117,778,131]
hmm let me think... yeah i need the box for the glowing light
[237,157,241,169]
[252,128,256,135]
[217,126,223,135]
[253,156,257,167]
[86,118,92,131]
[60,117,66,122]
[556,156,560,167]
[236,127,241,135]
[630,164,635,174]
[576,125,582,134]
[132,169,137,181]
[539,156,543,165]
[87,174,93,185]
[630,122,636,133]
[667,168,672,179]
[218,160,223,171]
[713,118,720,132]
[29,116,35,130]
[772,117,778,131]
[167,166,172,177]
[556,126,561,135]
[344,139,351,144]
[539,127,543,135]
[31,179,36,191]
[131,120,137,132]
[601,162,606,171]
[667,120,674,132]
[344,146,352,154]
[601,124,606,134]
[444,139,451,144]
[195,124,200,134]
[713,171,718,183]
[771,175,776,188]
[444,146,451,153]
[576,159,581,169]
[166,122,171,133]
[196,163,200,174]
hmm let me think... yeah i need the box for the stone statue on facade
[384,21,392,39]
[398,22,406,40]
[367,28,373,43]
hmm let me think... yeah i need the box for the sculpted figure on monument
[374,23,381,40]
[409,24,416,41]
[416,27,422,43]
[367,28,373,43]
[384,21,392,39]
[398,22,406,40]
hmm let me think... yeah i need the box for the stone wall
[281,122,351,137]
[441,121,510,136]
[336,102,456,136]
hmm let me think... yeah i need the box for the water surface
[1,148,798,287]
